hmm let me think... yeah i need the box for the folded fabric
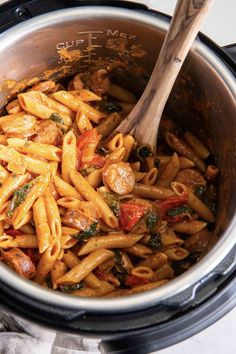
[0,310,100,354]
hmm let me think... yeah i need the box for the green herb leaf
[50,112,64,125]
[99,190,120,217]
[145,212,158,231]
[72,221,99,242]
[137,145,152,160]
[99,99,122,114]
[112,249,128,284]
[60,282,84,292]
[147,233,161,251]
[167,205,193,217]
[6,182,33,217]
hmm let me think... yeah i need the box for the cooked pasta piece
[184,132,210,159]
[33,196,51,253]
[133,184,174,200]
[156,153,180,187]
[62,131,77,184]
[12,174,50,229]
[7,138,61,162]
[54,175,82,200]
[96,112,123,138]
[172,220,207,234]
[78,233,143,255]
[165,132,206,172]
[71,170,118,228]
[171,181,215,223]
[57,249,114,285]
[53,91,105,123]
[35,240,61,284]
[0,234,38,248]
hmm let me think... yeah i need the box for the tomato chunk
[77,128,104,169]
[119,202,148,231]
[125,274,150,287]
[5,229,22,237]
[155,193,188,214]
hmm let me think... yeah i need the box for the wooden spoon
[113,0,214,152]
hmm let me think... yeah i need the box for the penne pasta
[70,170,118,228]
[171,181,215,223]
[76,107,93,133]
[62,131,77,184]
[156,152,180,187]
[18,91,72,126]
[0,233,38,248]
[78,233,143,255]
[53,91,105,123]
[7,138,61,162]
[165,132,206,172]
[57,249,114,285]
[184,132,210,159]
[54,175,82,200]
[172,220,207,234]
[96,112,123,138]
[133,183,174,200]
[12,174,50,229]
[107,83,137,103]
[33,196,51,253]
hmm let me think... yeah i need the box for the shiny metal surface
[0,7,235,313]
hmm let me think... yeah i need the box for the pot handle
[223,44,236,64]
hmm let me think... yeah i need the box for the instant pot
[0,1,236,353]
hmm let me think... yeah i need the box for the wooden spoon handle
[131,0,213,150]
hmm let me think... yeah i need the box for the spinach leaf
[7,182,33,217]
[99,99,122,114]
[145,212,158,231]
[50,112,64,125]
[147,232,161,251]
[112,249,128,284]
[167,205,192,217]
[137,144,152,160]
[60,282,84,292]
[99,190,120,217]
[72,221,99,242]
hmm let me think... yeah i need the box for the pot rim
[0,6,235,314]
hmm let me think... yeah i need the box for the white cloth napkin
[0,310,100,354]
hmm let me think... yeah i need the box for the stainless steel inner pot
[0,6,235,314]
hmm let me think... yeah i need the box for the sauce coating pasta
[0,71,219,297]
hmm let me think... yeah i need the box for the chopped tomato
[77,128,99,150]
[5,229,22,237]
[77,128,104,169]
[125,274,150,287]
[119,202,148,232]
[155,193,188,214]
[90,155,106,168]
[163,215,186,223]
